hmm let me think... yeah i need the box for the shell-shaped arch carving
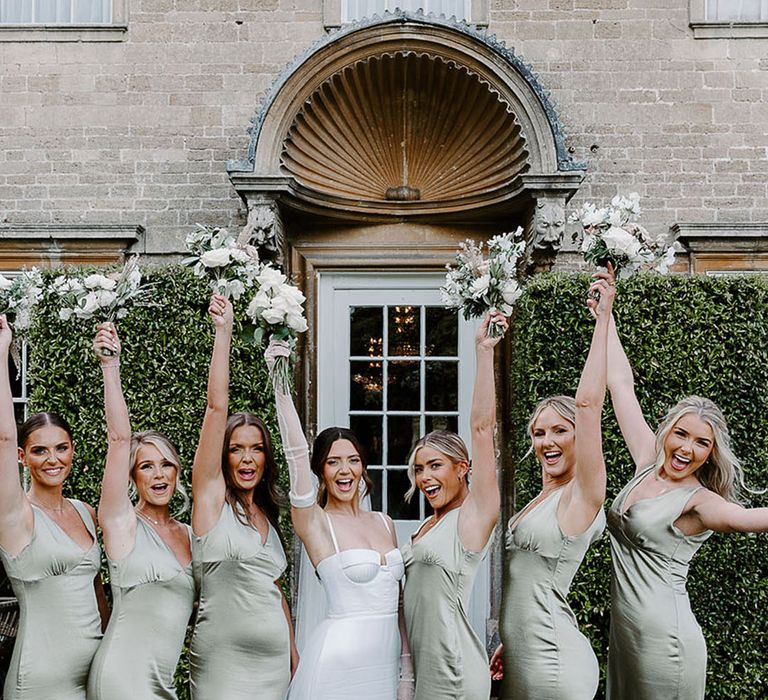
[280,52,529,203]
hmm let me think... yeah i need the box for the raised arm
[191,294,232,535]
[0,316,32,554]
[607,315,656,472]
[563,272,613,534]
[458,312,506,552]
[688,489,768,534]
[265,339,333,566]
[93,323,136,561]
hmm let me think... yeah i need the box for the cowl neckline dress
[189,501,290,700]
[607,466,712,700]
[401,507,492,700]
[501,487,605,699]
[287,511,404,699]
[0,499,102,700]
[88,517,195,699]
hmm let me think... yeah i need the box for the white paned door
[317,271,490,639]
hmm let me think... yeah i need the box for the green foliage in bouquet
[509,272,768,699]
[26,266,293,700]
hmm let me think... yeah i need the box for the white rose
[602,227,641,258]
[0,275,13,292]
[59,308,73,321]
[471,274,490,298]
[229,248,250,264]
[501,280,521,306]
[286,313,308,333]
[95,290,117,307]
[261,307,286,325]
[84,274,117,291]
[226,279,246,300]
[278,284,305,306]
[200,248,232,268]
[80,292,100,316]
[256,266,287,293]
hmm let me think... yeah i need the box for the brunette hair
[18,412,74,449]
[310,427,373,507]
[222,413,282,532]
[405,430,470,503]
[129,430,190,514]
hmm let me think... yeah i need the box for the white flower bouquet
[0,267,44,372]
[569,193,676,279]
[52,256,152,355]
[183,224,260,300]
[440,228,526,337]
[244,265,308,393]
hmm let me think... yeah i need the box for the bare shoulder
[83,501,98,526]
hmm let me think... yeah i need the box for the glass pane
[425,414,458,434]
[387,469,421,520]
[367,468,383,512]
[388,305,419,356]
[388,361,420,411]
[350,360,383,410]
[425,307,458,356]
[387,415,420,465]
[350,306,382,357]
[350,414,382,465]
[425,361,458,411]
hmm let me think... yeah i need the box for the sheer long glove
[397,653,415,700]
[265,339,316,507]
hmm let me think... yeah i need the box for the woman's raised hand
[587,262,616,320]
[476,310,509,350]
[208,292,233,329]
[93,322,120,362]
[489,643,504,681]
[0,315,12,354]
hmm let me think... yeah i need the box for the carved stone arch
[229,11,584,225]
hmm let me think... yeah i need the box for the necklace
[29,498,67,515]
[136,508,169,527]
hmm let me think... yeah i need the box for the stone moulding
[228,10,584,222]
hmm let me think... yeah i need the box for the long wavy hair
[653,395,747,503]
[524,395,577,461]
[310,427,372,508]
[405,430,470,503]
[222,413,282,533]
[129,430,190,515]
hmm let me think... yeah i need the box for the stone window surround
[323,0,488,29]
[673,222,768,273]
[0,0,126,42]
[689,0,768,38]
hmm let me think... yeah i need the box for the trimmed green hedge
[26,266,291,700]
[510,273,768,699]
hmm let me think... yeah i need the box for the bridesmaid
[606,294,768,699]
[265,340,410,700]
[188,294,296,700]
[87,323,195,700]
[401,311,506,700]
[0,315,109,700]
[490,271,613,699]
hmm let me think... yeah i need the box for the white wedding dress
[287,512,404,700]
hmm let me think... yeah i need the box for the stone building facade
[1,0,767,645]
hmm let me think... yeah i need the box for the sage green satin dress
[607,466,713,700]
[402,508,491,700]
[500,488,605,699]
[0,500,102,700]
[87,517,195,699]
[189,501,290,700]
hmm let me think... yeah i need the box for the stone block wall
[0,0,765,259]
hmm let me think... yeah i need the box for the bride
[265,341,413,700]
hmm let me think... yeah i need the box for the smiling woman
[188,294,295,700]
[86,321,195,700]
[0,315,107,700]
[605,294,768,700]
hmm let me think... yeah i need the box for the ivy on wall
[510,273,768,699]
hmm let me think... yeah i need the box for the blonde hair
[129,430,190,514]
[405,430,469,503]
[653,396,746,503]
[524,395,577,460]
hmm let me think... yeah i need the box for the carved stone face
[534,202,565,250]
